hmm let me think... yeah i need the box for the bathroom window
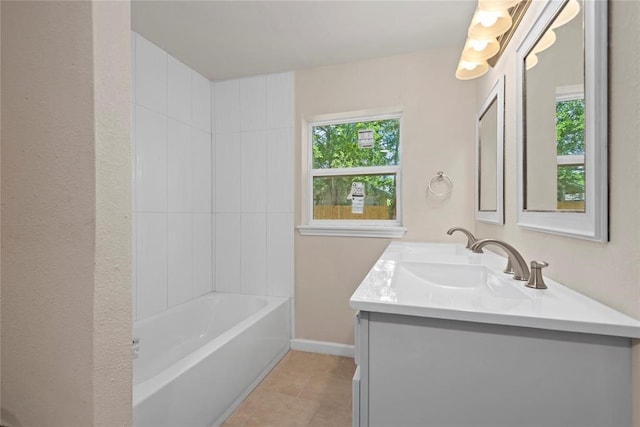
[298,112,405,238]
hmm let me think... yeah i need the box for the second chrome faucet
[470,239,530,281]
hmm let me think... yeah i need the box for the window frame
[298,111,406,238]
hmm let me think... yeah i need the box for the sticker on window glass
[357,129,374,149]
[350,182,365,214]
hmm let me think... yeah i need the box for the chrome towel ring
[428,171,453,197]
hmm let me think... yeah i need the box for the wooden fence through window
[313,205,392,220]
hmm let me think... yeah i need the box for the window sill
[297,224,407,238]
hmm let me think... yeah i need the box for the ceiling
[132,0,477,81]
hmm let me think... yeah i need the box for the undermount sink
[394,262,484,289]
[398,242,481,264]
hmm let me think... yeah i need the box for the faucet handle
[526,261,549,289]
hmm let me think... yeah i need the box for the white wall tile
[241,213,267,296]
[213,80,240,134]
[215,132,241,212]
[192,128,212,213]
[167,119,192,212]
[167,56,192,123]
[168,213,193,307]
[241,131,267,212]
[134,34,167,114]
[267,128,294,213]
[215,213,241,293]
[266,72,293,129]
[192,72,212,132]
[267,213,294,297]
[135,106,167,212]
[240,76,267,131]
[136,212,168,319]
[193,213,213,296]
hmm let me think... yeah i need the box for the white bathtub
[132,293,290,427]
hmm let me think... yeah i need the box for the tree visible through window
[556,98,585,210]
[310,115,401,222]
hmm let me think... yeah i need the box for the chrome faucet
[470,239,530,281]
[446,227,481,251]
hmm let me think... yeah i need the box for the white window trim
[557,154,584,165]
[298,111,406,238]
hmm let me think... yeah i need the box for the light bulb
[478,10,499,27]
[456,59,489,80]
[469,8,512,39]
[469,39,489,51]
[462,61,478,71]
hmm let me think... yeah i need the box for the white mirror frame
[476,75,505,224]
[516,0,608,242]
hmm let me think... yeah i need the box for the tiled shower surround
[132,33,294,321]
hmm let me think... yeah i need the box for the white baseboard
[290,338,354,358]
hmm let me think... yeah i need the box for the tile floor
[223,350,356,427]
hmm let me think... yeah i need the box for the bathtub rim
[132,293,290,408]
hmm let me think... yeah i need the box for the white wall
[294,48,477,345]
[132,33,213,321]
[132,33,294,322]
[212,74,294,299]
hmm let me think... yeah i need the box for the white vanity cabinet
[350,242,640,427]
[353,310,632,427]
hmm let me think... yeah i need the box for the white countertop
[349,241,640,339]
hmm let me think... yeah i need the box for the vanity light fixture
[468,8,513,39]
[462,37,501,61]
[456,0,527,80]
[456,59,491,80]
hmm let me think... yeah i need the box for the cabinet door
[367,312,631,427]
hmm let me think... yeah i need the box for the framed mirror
[516,0,607,241]
[476,75,505,224]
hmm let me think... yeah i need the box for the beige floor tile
[259,370,309,397]
[307,406,352,427]
[223,350,354,426]
[299,379,352,408]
